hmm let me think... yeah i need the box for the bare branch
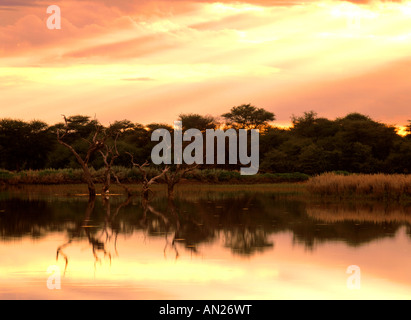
[126,152,169,200]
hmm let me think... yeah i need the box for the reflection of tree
[207,198,274,256]
[56,195,133,273]
[4,190,409,262]
[296,201,411,249]
[223,228,273,255]
[139,198,216,258]
[165,199,217,256]
[134,198,411,253]
[139,196,275,257]
[140,197,178,258]
[100,195,133,256]
[161,200,180,259]
[140,198,182,259]
[0,199,54,239]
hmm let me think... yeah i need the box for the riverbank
[0,168,309,185]
[2,170,411,203]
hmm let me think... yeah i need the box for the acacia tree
[222,104,275,130]
[406,120,411,138]
[56,115,106,198]
[178,113,218,131]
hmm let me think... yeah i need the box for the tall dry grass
[307,172,411,200]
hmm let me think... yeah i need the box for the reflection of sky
[1,228,410,299]
[1,1,411,129]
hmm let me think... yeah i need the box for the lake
[0,184,410,300]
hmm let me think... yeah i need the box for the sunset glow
[1,0,410,126]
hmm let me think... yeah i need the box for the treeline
[261,111,411,174]
[0,105,410,175]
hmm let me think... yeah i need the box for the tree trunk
[83,166,96,198]
[142,186,150,201]
[57,138,97,199]
[102,168,111,195]
[167,183,175,200]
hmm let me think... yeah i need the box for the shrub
[0,170,13,181]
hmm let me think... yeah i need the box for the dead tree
[127,153,169,201]
[56,116,106,198]
[99,133,119,195]
[99,132,132,197]
[99,121,135,197]
[163,164,198,200]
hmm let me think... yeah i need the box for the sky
[0,0,411,129]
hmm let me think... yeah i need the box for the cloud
[1,0,411,127]
[262,57,411,125]
[121,77,155,81]
[0,0,406,11]
[0,0,42,7]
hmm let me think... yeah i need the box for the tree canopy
[222,104,275,130]
[178,113,217,132]
[1,107,410,175]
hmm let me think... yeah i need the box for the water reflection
[56,196,127,273]
[1,190,411,258]
[1,187,411,299]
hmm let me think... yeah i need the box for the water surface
[0,185,410,300]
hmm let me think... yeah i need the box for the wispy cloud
[0,0,410,126]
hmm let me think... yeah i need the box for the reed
[307,172,411,200]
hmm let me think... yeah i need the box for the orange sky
[1,0,411,128]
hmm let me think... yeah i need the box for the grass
[307,172,411,200]
[184,169,309,183]
[0,167,309,185]
[3,168,411,202]
[0,183,307,203]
